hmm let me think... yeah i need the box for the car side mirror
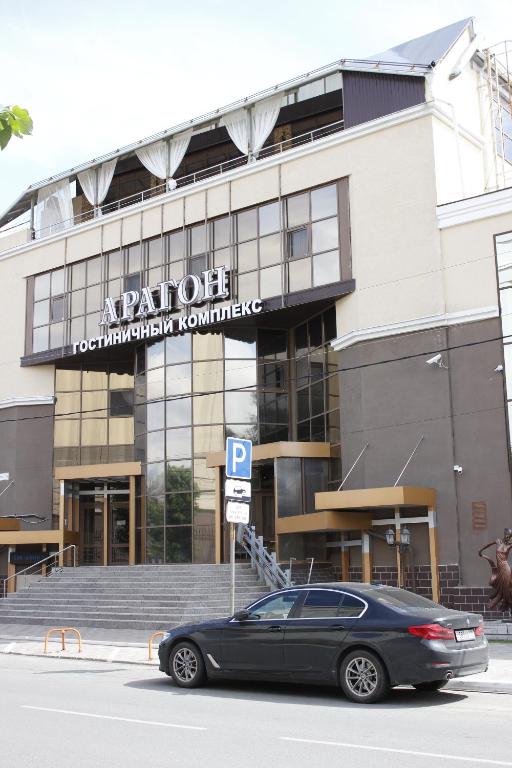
[233,609,250,622]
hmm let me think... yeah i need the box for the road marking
[280,737,512,766]
[22,706,205,731]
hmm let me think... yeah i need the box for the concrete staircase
[0,564,269,631]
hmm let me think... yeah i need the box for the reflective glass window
[166,460,193,492]
[51,269,65,295]
[165,526,192,563]
[34,273,51,301]
[166,427,192,459]
[147,367,165,400]
[238,240,257,272]
[249,590,300,619]
[127,244,142,273]
[110,390,134,417]
[71,261,86,290]
[33,300,50,327]
[124,273,141,294]
[145,527,164,564]
[86,284,101,312]
[311,184,337,220]
[260,265,281,298]
[147,430,165,462]
[191,224,207,256]
[313,250,340,286]
[166,334,191,364]
[168,231,185,262]
[287,193,309,228]
[50,322,65,348]
[148,238,162,268]
[259,202,280,236]
[71,290,85,317]
[166,493,192,525]
[300,590,342,617]
[312,218,338,253]
[225,359,257,390]
[166,397,191,428]
[225,391,257,423]
[146,496,165,527]
[259,233,281,267]
[147,340,165,369]
[288,257,311,292]
[238,271,258,303]
[214,217,230,249]
[193,361,223,393]
[87,257,102,285]
[51,296,66,322]
[166,363,191,396]
[146,462,165,496]
[237,209,258,242]
[225,330,256,358]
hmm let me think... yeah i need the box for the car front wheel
[340,650,389,703]
[413,680,448,692]
[169,641,206,688]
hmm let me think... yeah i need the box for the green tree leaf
[0,104,33,150]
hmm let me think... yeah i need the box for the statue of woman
[479,529,512,612]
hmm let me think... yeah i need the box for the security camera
[453,464,463,474]
[495,364,504,373]
[425,353,447,368]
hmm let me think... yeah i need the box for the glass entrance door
[79,495,103,565]
[109,495,129,564]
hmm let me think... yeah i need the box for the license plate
[455,629,475,642]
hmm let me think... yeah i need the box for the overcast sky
[0,0,510,218]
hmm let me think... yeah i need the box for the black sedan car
[158,583,488,703]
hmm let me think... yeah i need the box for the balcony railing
[0,118,344,249]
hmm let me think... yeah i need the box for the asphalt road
[1,654,511,768]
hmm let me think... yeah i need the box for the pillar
[58,481,65,565]
[428,508,440,602]
[214,467,222,564]
[129,475,136,566]
[103,486,108,566]
[362,532,372,583]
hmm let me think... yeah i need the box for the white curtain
[221,95,281,159]
[77,159,117,208]
[221,108,250,155]
[35,180,73,237]
[135,131,192,190]
[251,95,282,156]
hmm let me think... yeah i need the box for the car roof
[284,582,395,593]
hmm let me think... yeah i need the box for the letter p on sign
[226,437,252,480]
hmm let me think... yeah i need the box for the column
[362,531,372,583]
[129,475,136,566]
[214,467,222,564]
[58,480,65,565]
[103,485,108,566]
[428,508,440,602]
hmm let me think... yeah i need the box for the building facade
[1,18,512,615]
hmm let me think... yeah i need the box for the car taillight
[408,623,455,640]
[475,620,485,636]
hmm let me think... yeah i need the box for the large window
[497,232,512,450]
[27,180,347,356]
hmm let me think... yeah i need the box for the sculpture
[479,529,512,612]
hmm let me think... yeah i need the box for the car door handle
[268,625,282,632]
[329,625,346,631]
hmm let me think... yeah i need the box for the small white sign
[0,473,9,482]
[225,479,251,502]
[226,500,250,524]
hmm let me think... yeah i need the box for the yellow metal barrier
[44,627,82,654]
[148,631,165,660]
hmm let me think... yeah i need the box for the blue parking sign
[226,437,252,480]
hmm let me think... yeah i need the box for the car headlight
[159,632,172,645]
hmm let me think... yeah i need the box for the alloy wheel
[344,656,379,697]
[172,647,198,683]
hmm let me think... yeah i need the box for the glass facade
[27,181,345,355]
[497,232,512,448]
[34,181,347,565]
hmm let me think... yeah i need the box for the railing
[2,118,345,247]
[2,544,77,598]
[236,524,291,591]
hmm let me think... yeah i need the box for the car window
[249,590,300,620]
[298,590,343,618]
[338,593,366,617]
[372,588,442,609]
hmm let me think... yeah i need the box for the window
[299,589,342,617]
[109,390,134,417]
[338,593,366,617]
[247,590,300,620]
[288,228,308,260]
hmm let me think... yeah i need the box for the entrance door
[109,495,129,565]
[79,495,103,565]
[252,492,275,551]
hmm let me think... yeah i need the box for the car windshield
[372,588,442,610]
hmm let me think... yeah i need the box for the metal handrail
[236,524,290,590]
[25,118,345,242]
[2,544,77,598]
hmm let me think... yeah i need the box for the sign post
[225,438,252,615]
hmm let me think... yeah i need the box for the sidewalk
[1,625,511,694]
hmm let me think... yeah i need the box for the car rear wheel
[340,650,389,703]
[413,680,448,692]
[169,642,206,688]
